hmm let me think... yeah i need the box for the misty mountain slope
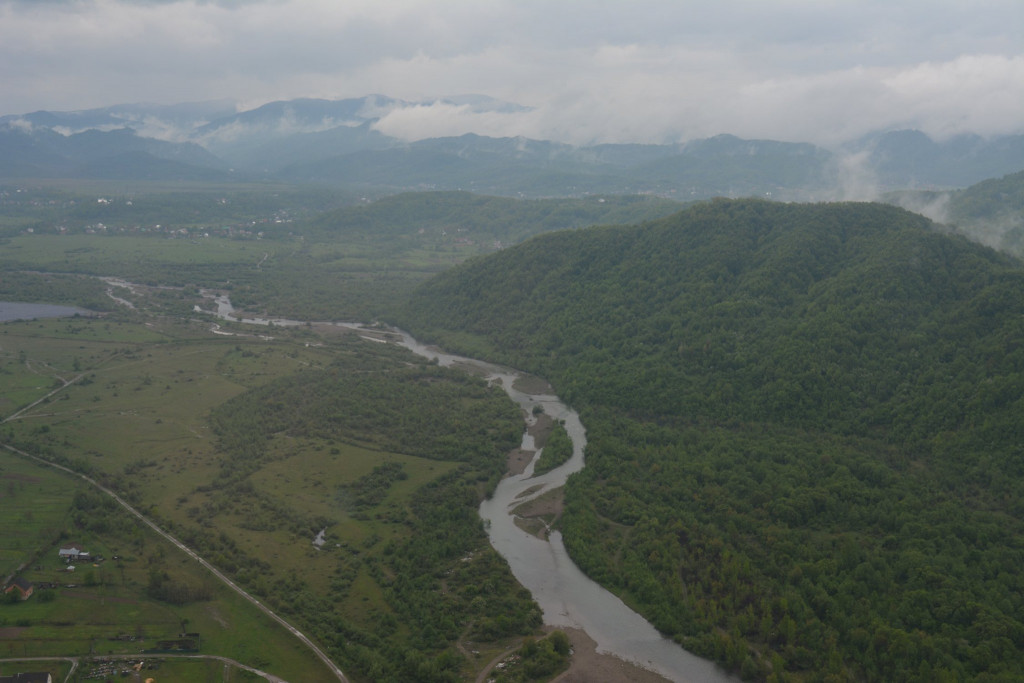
[0,124,230,180]
[193,95,405,163]
[852,129,1024,188]
[5,97,1024,199]
[396,199,1024,680]
[195,95,398,135]
[0,126,73,177]
[0,100,237,134]
[631,134,836,198]
[215,120,399,171]
[888,169,1024,257]
[279,132,842,198]
[278,133,631,194]
[947,169,1024,252]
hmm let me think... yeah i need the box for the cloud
[0,0,1022,146]
[4,117,35,133]
[879,55,1024,139]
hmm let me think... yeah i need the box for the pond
[0,302,96,322]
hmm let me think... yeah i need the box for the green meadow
[0,452,81,580]
[1,303,539,682]
[0,452,337,680]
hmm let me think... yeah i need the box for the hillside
[851,130,1024,189]
[396,199,1024,680]
[947,170,1024,255]
[0,125,231,181]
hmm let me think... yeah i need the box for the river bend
[199,297,734,682]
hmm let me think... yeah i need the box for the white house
[58,543,86,561]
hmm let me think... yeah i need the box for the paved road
[1,358,347,682]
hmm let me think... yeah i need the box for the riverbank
[554,628,672,683]
[507,411,555,476]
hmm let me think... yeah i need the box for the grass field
[0,474,338,682]
[0,452,81,581]
[0,294,538,682]
[0,316,387,681]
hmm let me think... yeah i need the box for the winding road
[2,381,349,683]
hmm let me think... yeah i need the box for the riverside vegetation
[3,188,1024,681]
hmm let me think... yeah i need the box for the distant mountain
[0,100,237,135]
[195,95,397,135]
[849,129,1024,188]
[0,123,231,181]
[278,132,837,199]
[278,133,624,194]
[192,95,403,158]
[191,94,531,169]
[213,120,398,172]
[3,96,1023,198]
[629,134,835,199]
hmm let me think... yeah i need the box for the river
[394,334,734,683]
[196,295,734,682]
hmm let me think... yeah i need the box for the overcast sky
[2,0,1022,146]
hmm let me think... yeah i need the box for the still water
[0,301,94,322]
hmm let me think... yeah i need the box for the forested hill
[396,199,1024,680]
[400,199,1024,432]
[947,169,1024,255]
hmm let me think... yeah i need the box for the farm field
[0,291,542,682]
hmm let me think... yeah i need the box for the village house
[3,576,34,601]
[57,543,89,563]
[0,673,53,683]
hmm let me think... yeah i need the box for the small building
[4,577,34,601]
[58,543,86,562]
[0,673,53,683]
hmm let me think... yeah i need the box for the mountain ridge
[3,96,1022,198]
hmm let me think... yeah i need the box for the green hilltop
[947,169,1024,255]
[396,198,1024,680]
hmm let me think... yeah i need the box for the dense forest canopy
[396,199,1024,680]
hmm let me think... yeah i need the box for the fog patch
[197,116,361,147]
[370,101,538,142]
[831,151,881,201]
[949,213,1024,253]
[4,118,35,133]
[890,192,952,225]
